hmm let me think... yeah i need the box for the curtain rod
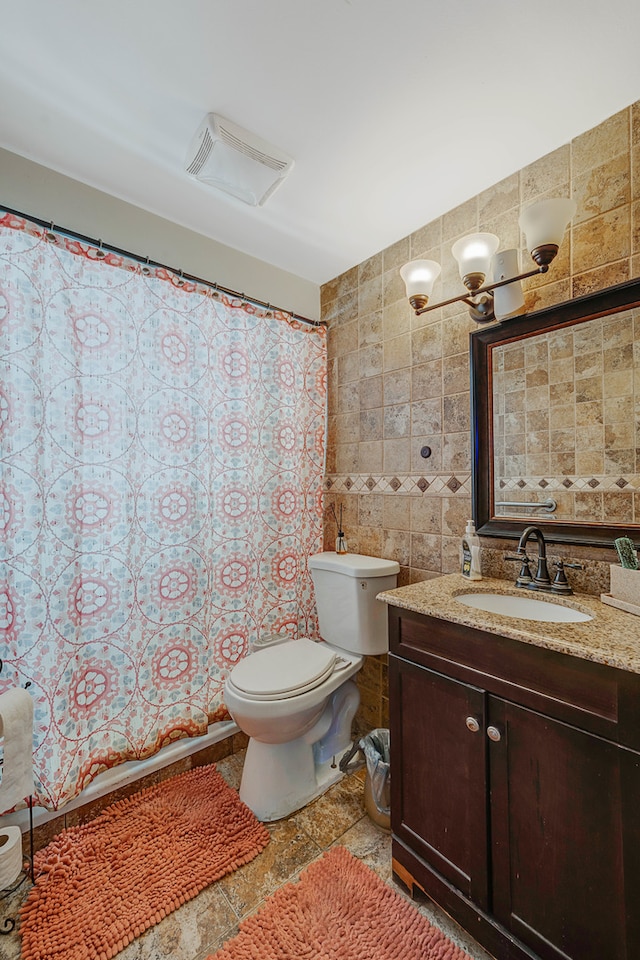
[1,205,326,329]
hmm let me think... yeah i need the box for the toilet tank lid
[309,552,400,578]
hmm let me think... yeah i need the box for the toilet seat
[228,637,337,701]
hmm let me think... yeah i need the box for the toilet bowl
[224,636,361,743]
[225,637,362,821]
[224,552,399,822]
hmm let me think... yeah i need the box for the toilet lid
[229,637,337,700]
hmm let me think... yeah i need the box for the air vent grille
[184,113,294,206]
[185,128,213,176]
[217,122,289,173]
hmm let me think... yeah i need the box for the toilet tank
[308,552,400,655]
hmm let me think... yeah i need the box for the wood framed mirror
[470,276,640,547]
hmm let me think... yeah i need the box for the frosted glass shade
[400,259,441,300]
[451,233,499,281]
[491,249,525,320]
[519,198,577,250]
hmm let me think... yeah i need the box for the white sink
[456,592,593,623]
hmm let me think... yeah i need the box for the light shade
[492,249,525,320]
[451,233,500,282]
[399,259,441,300]
[519,197,577,251]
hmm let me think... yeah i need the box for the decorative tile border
[497,475,640,493]
[326,472,639,500]
[325,474,472,496]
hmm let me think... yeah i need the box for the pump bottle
[461,520,482,580]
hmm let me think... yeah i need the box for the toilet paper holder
[0,658,35,935]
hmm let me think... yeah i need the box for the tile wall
[321,101,640,735]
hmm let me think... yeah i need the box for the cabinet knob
[465,716,480,733]
[487,725,502,742]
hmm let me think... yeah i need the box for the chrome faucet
[505,525,583,594]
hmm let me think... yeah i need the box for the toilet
[224,552,399,821]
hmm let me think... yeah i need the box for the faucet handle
[504,552,533,586]
[551,559,583,594]
[504,552,530,570]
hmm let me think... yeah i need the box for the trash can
[340,729,390,831]
[361,729,390,831]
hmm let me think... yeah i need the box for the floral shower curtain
[0,212,327,810]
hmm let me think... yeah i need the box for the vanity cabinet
[388,606,640,960]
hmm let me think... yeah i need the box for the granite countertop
[377,573,640,676]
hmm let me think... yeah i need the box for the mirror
[471,277,640,547]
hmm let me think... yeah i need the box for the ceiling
[1,0,639,287]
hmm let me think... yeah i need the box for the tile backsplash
[321,100,640,734]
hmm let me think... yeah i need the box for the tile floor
[0,752,493,960]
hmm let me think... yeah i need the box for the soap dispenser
[461,520,482,581]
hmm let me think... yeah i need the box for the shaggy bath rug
[208,845,473,960]
[19,763,270,960]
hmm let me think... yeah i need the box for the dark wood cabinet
[389,606,640,960]
[391,660,489,906]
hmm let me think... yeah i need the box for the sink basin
[455,592,593,623]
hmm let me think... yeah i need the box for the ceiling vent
[184,113,294,206]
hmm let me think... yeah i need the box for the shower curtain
[0,212,327,809]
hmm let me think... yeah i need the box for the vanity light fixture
[400,197,577,323]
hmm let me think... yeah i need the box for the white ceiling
[1,0,639,286]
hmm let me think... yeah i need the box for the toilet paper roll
[0,686,34,813]
[0,826,23,889]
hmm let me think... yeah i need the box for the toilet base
[235,679,360,822]
[238,736,352,821]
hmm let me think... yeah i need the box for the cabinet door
[489,697,640,960]
[389,655,489,907]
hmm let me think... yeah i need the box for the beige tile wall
[321,101,640,735]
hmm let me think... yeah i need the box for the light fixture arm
[413,263,549,316]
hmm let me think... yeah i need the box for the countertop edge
[377,574,640,675]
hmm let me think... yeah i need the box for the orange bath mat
[19,763,269,960]
[208,845,473,960]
